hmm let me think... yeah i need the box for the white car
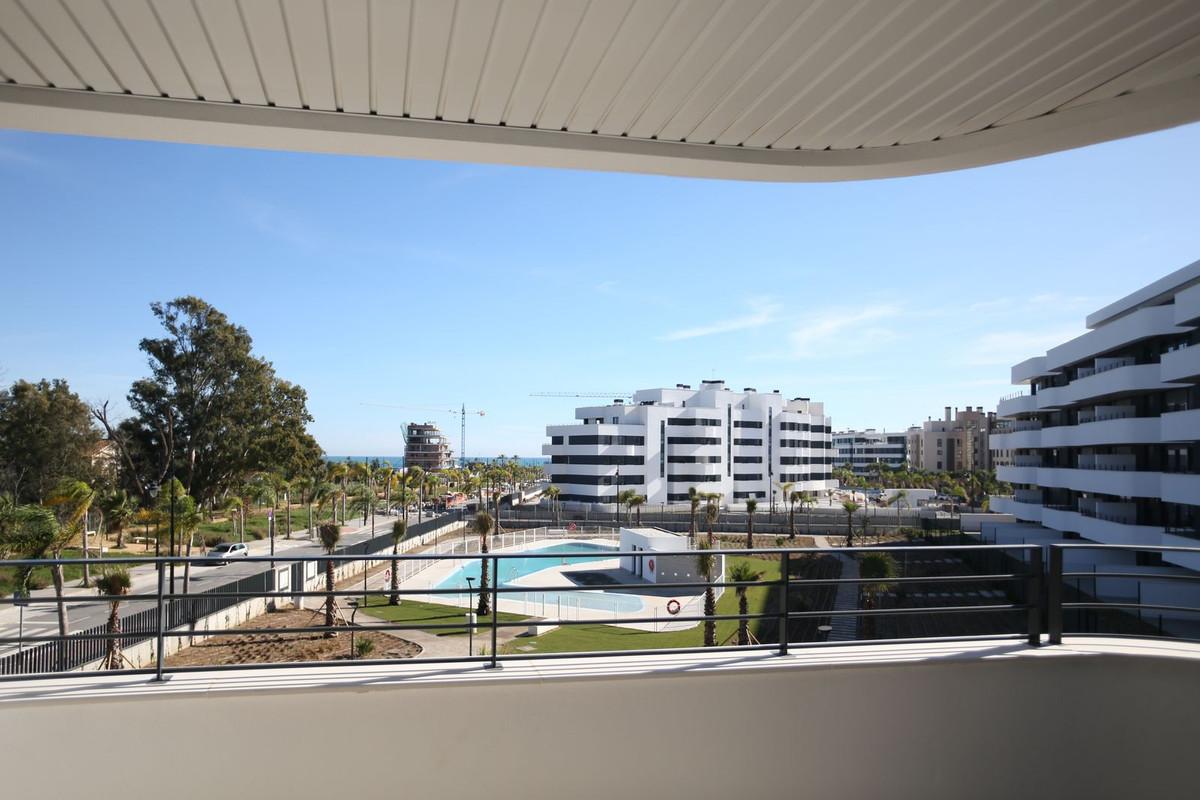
[205,542,249,565]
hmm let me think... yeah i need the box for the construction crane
[360,403,484,467]
[530,392,632,401]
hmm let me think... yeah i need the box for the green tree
[124,297,321,509]
[318,523,341,637]
[728,561,763,646]
[0,503,60,601]
[98,489,135,550]
[776,482,795,538]
[687,487,701,545]
[544,485,561,527]
[44,478,96,637]
[629,494,646,526]
[697,538,717,647]
[94,568,132,670]
[618,489,637,526]
[798,491,816,537]
[0,379,99,503]
[389,519,407,605]
[473,511,494,616]
[841,500,860,548]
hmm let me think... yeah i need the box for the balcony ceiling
[1,0,1199,181]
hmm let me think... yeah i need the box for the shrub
[203,535,224,548]
[354,638,375,660]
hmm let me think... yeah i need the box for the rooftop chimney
[944,406,951,422]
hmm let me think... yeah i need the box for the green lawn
[500,555,781,655]
[358,595,529,636]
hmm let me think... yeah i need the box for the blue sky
[1,122,1198,457]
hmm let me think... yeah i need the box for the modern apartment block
[833,429,907,475]
[906,407,997,472]
[404,422,454,472]
[989,260,1200,571]
[543,380,837,507]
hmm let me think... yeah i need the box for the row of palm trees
[834,464,1007,508]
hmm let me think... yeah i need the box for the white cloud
[660,300,780,341]
[958,328,1084,367]
[786,303,902,354]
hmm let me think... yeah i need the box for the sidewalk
[0,515,386,633]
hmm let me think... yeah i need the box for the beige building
[907,407,997,472]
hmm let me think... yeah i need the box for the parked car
[205,542,249,565]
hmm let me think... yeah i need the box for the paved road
[0,510,445,658]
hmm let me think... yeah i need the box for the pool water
[435,542,643,614]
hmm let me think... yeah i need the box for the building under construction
[404,422,454,472]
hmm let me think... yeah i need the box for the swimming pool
[434,542,644,614]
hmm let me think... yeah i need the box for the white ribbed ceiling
[1,0,1199,180]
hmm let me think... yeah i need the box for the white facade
[833,429,907,475]
[618,527,716,586]
[989,259,1200,570]
[544,380,836,508]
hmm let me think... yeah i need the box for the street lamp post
[147,482,161,570]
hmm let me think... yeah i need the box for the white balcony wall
[1162,473,1200,507]
[1040,507,1165,548]
[1173,282,1200,325]
[1045,305,1187,374]
[6,644,1200,799]
[1011,355,1052,384]
[1160,344,1200,383]
[996,465,1038,484]
[1039,417,1163,448]
[1161,409,1200,442]
[997,393,1038,417]
[1037,364,1179,409]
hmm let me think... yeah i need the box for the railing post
[154,556,167,681]
[1047,546,1063,645]
[1026,547,1042,647]
[778,551,789,656]
[487,554,500,669]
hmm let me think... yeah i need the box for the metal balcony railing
[1,542,1198,681]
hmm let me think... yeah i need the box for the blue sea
[327,456,547,467]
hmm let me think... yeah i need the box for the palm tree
[798,491,816,537]
[728,561,762,646]
[318,522,341,637]
[842,500,860,548]
[221,494,244,542]
[473,511,494,616]
[314,481,339,525]
[99,489,135,550]
[94,567,132,670]
[407,466,425,524]
[697,538,717,647]
[544,485,561,527]
[777,482,795,537]
[291,475,315,536]
[389,519,407,605]
[629,494,646,526]
[744,498,757,549]
[617,488,636,526]
[687,487,701,545]
[44,479,96,643]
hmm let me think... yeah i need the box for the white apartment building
[544,380,837,508]
[989,259,1200,572]
[833,429,907,475]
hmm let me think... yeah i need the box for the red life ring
[666,599,681,616]
[647,558,655,572]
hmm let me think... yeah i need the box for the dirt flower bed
[165,608,421,667]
